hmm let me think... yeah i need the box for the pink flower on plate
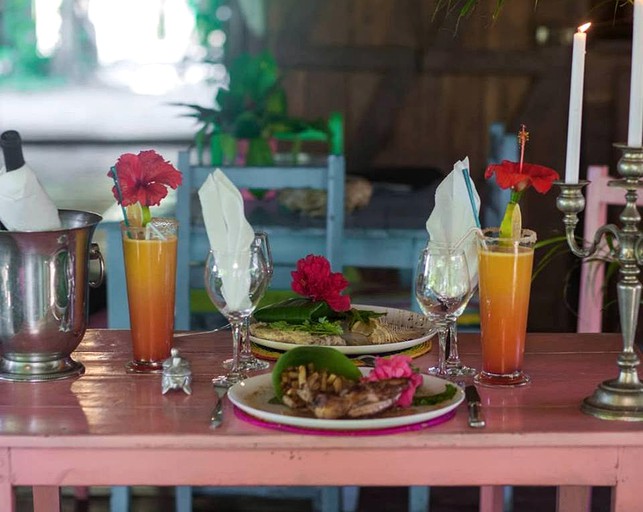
[363,355,423,408]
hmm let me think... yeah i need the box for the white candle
[565,23,590,184]
[629,0,643,147]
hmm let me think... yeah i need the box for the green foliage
[174,51,328,165]
[0,0,51,82]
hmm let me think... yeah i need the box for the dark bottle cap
[0,130,25,171]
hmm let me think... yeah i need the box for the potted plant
[176,51,329,169]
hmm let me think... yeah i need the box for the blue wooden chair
[174,147,345,330]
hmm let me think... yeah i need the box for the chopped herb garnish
[267,318,344,336]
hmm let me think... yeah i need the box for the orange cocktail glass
[121,218,178,373]
[475,228,536,387]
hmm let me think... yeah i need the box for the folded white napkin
[426,157,481,283]
[0,164,61,231]
[198,169,255,312]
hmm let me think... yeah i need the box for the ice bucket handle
[89,243,104,288]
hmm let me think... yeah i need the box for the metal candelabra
[555,144,643,421]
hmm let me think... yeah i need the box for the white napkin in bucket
[0,164,61,231]
[198,169,255,312]
[425,157,481,283]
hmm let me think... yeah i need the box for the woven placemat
[251,339,432,364]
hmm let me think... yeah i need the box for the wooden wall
[235,0,634,332]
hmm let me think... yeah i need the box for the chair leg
[408,486,430,512]
[503,486,514,512]
[110,486,130,512]
[175,486,193,512]
[316,487,341,512]
[341,486,360,512]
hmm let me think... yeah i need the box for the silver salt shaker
[162,348,192,395]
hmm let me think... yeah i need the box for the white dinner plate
[250,304,436,355]
[228,368,464,431]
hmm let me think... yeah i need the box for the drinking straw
[109,166,131,237]
[462,168,481,229]
[110,167,129,225]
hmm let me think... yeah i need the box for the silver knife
[464,385,485,428]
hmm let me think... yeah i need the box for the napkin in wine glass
[0,164,61,231]
[198,169,255,311]
[425,157,481,283]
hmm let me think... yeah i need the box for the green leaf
[272,346,362,399]
[412,384,458,406]
[254,298,335,324]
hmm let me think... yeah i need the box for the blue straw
[462,168,481,229]
[110,166,130,228]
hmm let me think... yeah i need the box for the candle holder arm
[555,180,621,259]
[564,222,621,260]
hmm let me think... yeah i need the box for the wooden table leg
[556,486,591,512]
[612,447,643,512]
[0,448,15,512]
[32,487,60,512]
[479,486,504,512]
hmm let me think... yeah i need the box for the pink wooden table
[1,330,642,512]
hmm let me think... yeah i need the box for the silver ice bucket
[0,210,104,381]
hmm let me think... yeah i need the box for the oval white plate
[228,368,464,431]
[250,304,436,355]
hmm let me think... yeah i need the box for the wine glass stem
[445,319,461,367]
[228,319,244,380]
[239,317,252,362]
[437,325,448,375]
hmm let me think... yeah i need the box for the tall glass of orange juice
[475,228,536,387]
[121,218,178,373]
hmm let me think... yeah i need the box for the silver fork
[210,384,228,429]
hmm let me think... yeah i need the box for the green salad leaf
[253,298,334,324]
[412,384,458,407]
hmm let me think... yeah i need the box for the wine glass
[223,232,273,371]
[415,242,475,378]
[205,243,270,387]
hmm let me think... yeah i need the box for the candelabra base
[582,379,643,421]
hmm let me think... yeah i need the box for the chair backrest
[174,131,346,330]
[577,165,643,332]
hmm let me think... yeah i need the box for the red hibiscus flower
[485,160,559,194]
[108,150,182,207]
[363,355,422,408]
[291,255,351,312]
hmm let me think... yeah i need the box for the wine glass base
[428,365,477,379]
[223,356,269,371]
[474,370,530,387]
[126,360,164,374]
[212,373,246,388]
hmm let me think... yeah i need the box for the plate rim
[250,304,436,356]
[227,370,464,431]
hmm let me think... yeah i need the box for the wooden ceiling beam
[275,46,568,75]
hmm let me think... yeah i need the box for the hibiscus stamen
[518,124,529,175]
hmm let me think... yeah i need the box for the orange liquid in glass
[123,236,177,363]
[478,246,534,375]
